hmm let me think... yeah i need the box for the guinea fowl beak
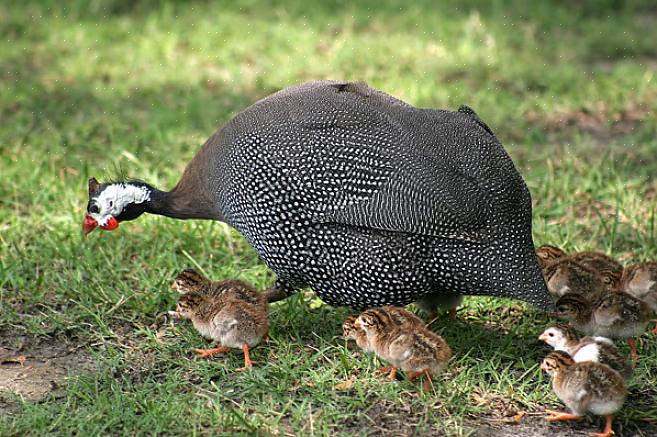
[82,214,98,238]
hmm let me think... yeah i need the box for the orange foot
[377,366,397,380]
[544,410,584,422]
[590,415,614,437]
[628,337,638,368]
[235,343,254,371]
[193,346,231,358]
[407,368,433,392]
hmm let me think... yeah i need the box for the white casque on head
[89,183,151,226]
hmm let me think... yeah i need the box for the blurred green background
[1,1,656,435]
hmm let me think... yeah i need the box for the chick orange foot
[377,366,397,380]
[628,337,638,367]
[193,346,231,358]
[407,368,433,391]
[590,415,614,437]
[544,410,584,422]
[235,343,254,371]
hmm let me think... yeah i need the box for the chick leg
[590,415,614,437]
[235,343,253,371]
[377,366,397,380]
[544,410,584,421]
[407,369,433,391]
[448,308,457,321]
[628,337,638,367]
[193,346,231,358]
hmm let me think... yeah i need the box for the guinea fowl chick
[621,262,657,334]
[414,293,464,321]
[343,307,427,375]
[569,252,623,283]
[536,244,567,269]
[354,307,452,391]
[342,315,370,352]
[556,292,651,365]
[541,350,626,437]
[172,269,269,311]
[543,258,607,301]
[539,325,632,381]
[169,270,269,370]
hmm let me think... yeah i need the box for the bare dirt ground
[0,333,95,415]
[470,415,657,437]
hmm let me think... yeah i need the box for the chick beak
[538,333,547,342]
[82,214,98,238]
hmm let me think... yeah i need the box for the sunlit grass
[1,0,657,435]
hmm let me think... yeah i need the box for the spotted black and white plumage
[86,81,552,310]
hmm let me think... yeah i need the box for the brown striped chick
[414,293,464,321]
[543,259,607,301]
[621,262,657,334]
[569,252,623,283]
[344,307,426,376]
[172,269,269,312]
[541,350,625,437]
[342,315,370,352]
[556,292,651,366]
[354,307,452,391]
[536,244,567,269]
[539,325,632,381]
[169,270,269,370]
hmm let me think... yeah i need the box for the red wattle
[100,216,119,230]
[82,214,98,237]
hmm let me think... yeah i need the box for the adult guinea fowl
[82,80,551,310]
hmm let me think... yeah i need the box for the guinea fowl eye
[109,200,114,208]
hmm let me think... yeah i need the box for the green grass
[1,0,657,435]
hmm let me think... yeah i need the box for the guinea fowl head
[83,177,153,237]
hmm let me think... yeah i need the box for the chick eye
[109,200,114,208]
[89,204,99,214]
[548,333,554,337]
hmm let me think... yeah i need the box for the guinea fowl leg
[628,337,638,367]
[193,346,231,358]
[544,410,583,421]
[590,415,614,437]
[263,280,296,303]
[236,343,253,371]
